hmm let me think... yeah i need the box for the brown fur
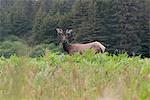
[64,41,105,54]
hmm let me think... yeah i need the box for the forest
[0,0,150,99]
[0,0,149,57]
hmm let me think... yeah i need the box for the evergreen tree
[0,0,149,57]
[110,0,142,55]
[71,0,95,42]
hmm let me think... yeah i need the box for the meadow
[0,50,150,100]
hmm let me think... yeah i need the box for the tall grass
[0,51,150,100]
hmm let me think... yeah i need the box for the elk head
[56,28,73,44]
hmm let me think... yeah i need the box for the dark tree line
[0,0,149,57]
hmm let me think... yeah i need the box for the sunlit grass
[0,51,150,100]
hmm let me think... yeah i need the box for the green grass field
[0,51,150,100]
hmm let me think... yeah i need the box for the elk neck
[62,41,71,53]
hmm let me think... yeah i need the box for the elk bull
[56,28,106,54]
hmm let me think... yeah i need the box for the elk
[56,28,106,54]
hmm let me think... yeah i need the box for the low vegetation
[0,51,150,100]
[0,40,62,58]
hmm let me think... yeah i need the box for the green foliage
[0,41,16,58]
[0,40,63,58]
[0,0,149,57]
[30,43,62,57]
[0,51,150,99]
[0,41,29,58]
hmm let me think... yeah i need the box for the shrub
[30,43,62,57]
[0,41,29,58]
